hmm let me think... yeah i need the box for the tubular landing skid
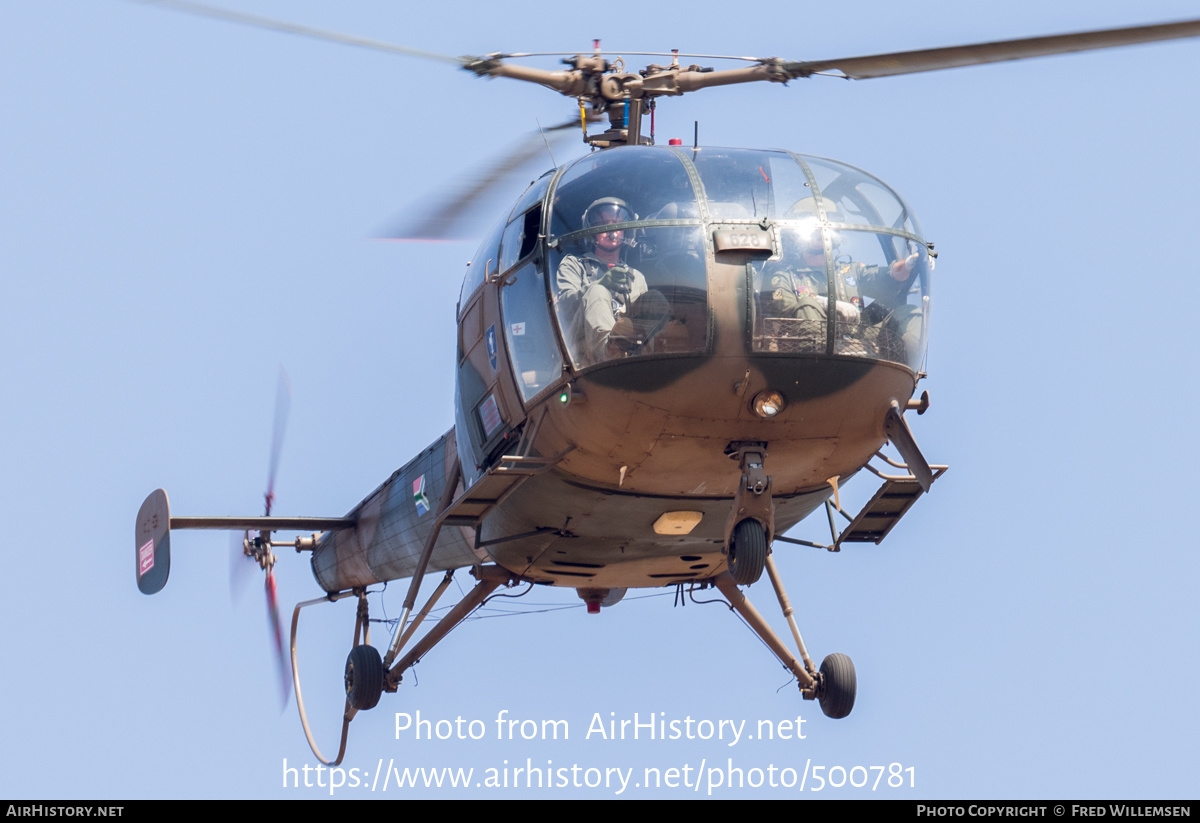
[291,435,572,766]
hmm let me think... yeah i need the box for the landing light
[752,390,786,418]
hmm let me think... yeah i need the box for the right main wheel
[345,643,384,711]
[818,653,856,719]
[728,518,767,586]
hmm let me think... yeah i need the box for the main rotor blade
[130,0,467,65]
[786,19,1200,80]
[380,119,579,242]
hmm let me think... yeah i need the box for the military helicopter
[131,0,1200,765]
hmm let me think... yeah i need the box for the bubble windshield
[532,146,930,373]
[549,147,707,367]
[739,153,930,370]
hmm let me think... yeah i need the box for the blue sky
[2,0,1198,799]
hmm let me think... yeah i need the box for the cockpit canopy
[461,145,932,404]
[550,146,924,234]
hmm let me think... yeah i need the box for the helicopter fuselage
[310,144,932,593]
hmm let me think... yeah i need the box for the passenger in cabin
[557,197,669,364]
[762,219,921,358]
[762,221,861,325]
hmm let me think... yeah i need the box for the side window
[460,217,505,309]
[499,206,542,274]
[502,259,563,402]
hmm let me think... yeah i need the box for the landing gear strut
[288,561,517,766]
[723,441,774,586]
[714,555,857,719]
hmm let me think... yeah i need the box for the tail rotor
[230,367,295,707]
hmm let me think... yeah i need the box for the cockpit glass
[548,148,708,369]
[799,156,922,235]
[550,147,700,238]
[460,214,504,307]
[551,226,707,368]
[752,225,931,369]
[529,146,930,377]
[501,260,563,401]
[510,170,553,223]
[690,149,812,221]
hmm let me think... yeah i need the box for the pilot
[763,221,858,324]
[763,219,921,357]
[557,198,668,363]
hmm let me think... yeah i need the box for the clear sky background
[2,0,1198,800]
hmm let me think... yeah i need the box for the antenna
[535,118,558,168]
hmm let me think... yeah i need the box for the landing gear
[345,644,383,711]
[291,566,512,766]
[817,653,856,719]
[714,556,856,720]
[723,441,774,587]
[728,518,767,585]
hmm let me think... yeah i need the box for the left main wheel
[345,644,384,711]
[817,653,856,719]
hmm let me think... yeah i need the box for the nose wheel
[723,442,774,586]
[728,518,767,585]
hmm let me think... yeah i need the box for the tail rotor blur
[228,529,252,602]
[265,564,290,705]
[264,368,292,517]
[229,367,295,708]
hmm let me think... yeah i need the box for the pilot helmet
[582,197,635,229]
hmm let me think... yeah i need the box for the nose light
[752,390,786,418]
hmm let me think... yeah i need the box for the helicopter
[129,1,1200,766]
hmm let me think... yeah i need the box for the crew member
[557,197,666,363]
